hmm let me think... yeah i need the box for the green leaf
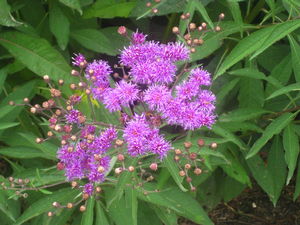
[216,78,240,102]
[95,202,110,225]
[0,122,19,130]
[193,0,214,30]
[151,205,177,225]
[219,108,269,122]
[229,68,266,79]
[238,78,264,108]
[0,32,73,82]
[215,19,300,77]
[227,0,243,30]
[212,124,246,150]
[288,36,300,82]
[266,82,300,100]
[71,29,117,56]
[137,184,213,225]
[107,158,138,207]
[83,0,136,18]
[0,0,23,27]
[49,2,70,50]
[162,153,188,192]
[59,0,82,14]
[266,136,287,206]
[81,197,95,225]
[293,159,300,200]
[283,123,299,184]
[246,113,296,159]
[220,121,263,133]
[191,22,254,62]
[15,188,80,225]
[125,187,137,225]
[0,147,54,159]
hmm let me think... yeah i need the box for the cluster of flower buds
[1,177,30,198]
[5,24,217,217]
[172,12,225,53]
[145,0,162,14]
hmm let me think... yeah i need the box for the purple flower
[83,183,94,195]
[103,89,122,112]
[148,134,171,159]
[116,81,139,106]
[190,68,211,86]
[132,31,147,45]
[161,42,189,62]
[72,53,86,67]
[65,109,81,124]
[176,81,199,101]
[86,60,112,80]
[144,85,172,110]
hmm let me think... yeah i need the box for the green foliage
[1,0,300,224]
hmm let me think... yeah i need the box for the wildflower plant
[1,12,221,224]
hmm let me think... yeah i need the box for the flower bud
[174,155,180,161]
[115,167,123,175]
[197,139,205,147]
[210,142,218,149]
[47,212,53,217]
[185,13,190,19]
[172,26,179,34]
[9,101,15,106]
[23,98,29,103]
[186,177,192,183]
[35,138,43,144]
[52,202,59,207]
[85,89,91,95]
[80,205,86,212]
[30,107,37,114]
[189,23,196,30]
[189,152,197,160]
[67,203,73,209]
[184,141,192,149]
[71,181,77,188]
[190,48,196,53]
[117,154,125,161]
[154,0,160,2]
[194,168,202,175]
[215,26,221,32]
[96,186,102,193]
[150,163,158,171]
[58,79,64,85]
[128,166,135,172]
[83,193,89,200]
[118,26,127,36]
[219,13,225,20]
[71,70,79,76]
[146,2,151,7]
[175,149,182,155]
[97,166,105,173]
[184,164,191,170]
[43,75,50,82]
[201,22,207,29]
[152,8,158,13]
[57,162,65,170]
[70,83,77,90]
[179,170,186,177]
[180,14,186,20]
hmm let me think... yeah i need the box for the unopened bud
[185,13,190,19]
[219,13,225,20]
[48,212,53,217]
[128,166,135,172]
[9,101,15,106]
[179,170,186,177]
[30,107,37,114]
[71,181,77,188]
[150,163,158,171]
[52,202,59,207]
[197,139,205,147]
[97,166,105,173]
[85,89,91,95]
[180,14,186,20]
[118,26,127,36]
[201,22,207,29]
[189,23,196,30]
[80,205,86,212]
[43,75,50,82]
[71,135,77,141]
[185,164,191,170]
[172,26,179,34]
[57,162,65,170]
[8,177,14,182]
[210,142,218,149]
[215,26,221,32]
[189,152,197,160]
[174,155,180,161]
[58,79,64,85]
[116,139,124,146]
[186,177,192,183]
[175,149,182,155]
[67,203,73,209]
[83,193,89,200]
[96,186,102,193]
[152,8,158,13]
[190,48,196,53]
[36,138,43,144]
[70,83,77,90]
[184,142,192,149]
[71,70,79,76]
[194,168,202,175]
[117,154,125,161]
[115,167,123,175]
[23,98,29,103]
[146,2,151,7]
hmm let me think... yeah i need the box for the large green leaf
[266,82,300,100]
[137,184,213,225]
[246,113,296,159]
[0,0,23,27]
[83,0,137,18]
[288,36,300,82]
[0,147,54,159]
[49,2,70,50]
[216,19,300,77]
[15,188,80,225]
[0,32,73,82]
[238,78,264,108]
[125,187,138,225]
[283,123,299,184]
[81,197,95,225]
[71,29,117,56]
[0,122,19,130]
[95,202,110,225]
[59,0,82,14]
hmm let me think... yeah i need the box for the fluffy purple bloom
[176,81,199,101]
[123,114,171,158]
[65,109,81,124]
[161,42,189,62]
[72,53,86,67]
[190,67,211,86]
[103,89,122,112]
[83,183,94,195]
[130,60,176,84]
[196,90,216,111]
[86,60,112,80]
[87,155,111,182]
[81,125,96,138]
[144,85,172,110]
[132,31,147,45]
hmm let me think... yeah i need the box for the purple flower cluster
[57,127,117,195]
[123,114,171,159]
[72,30,216,160]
